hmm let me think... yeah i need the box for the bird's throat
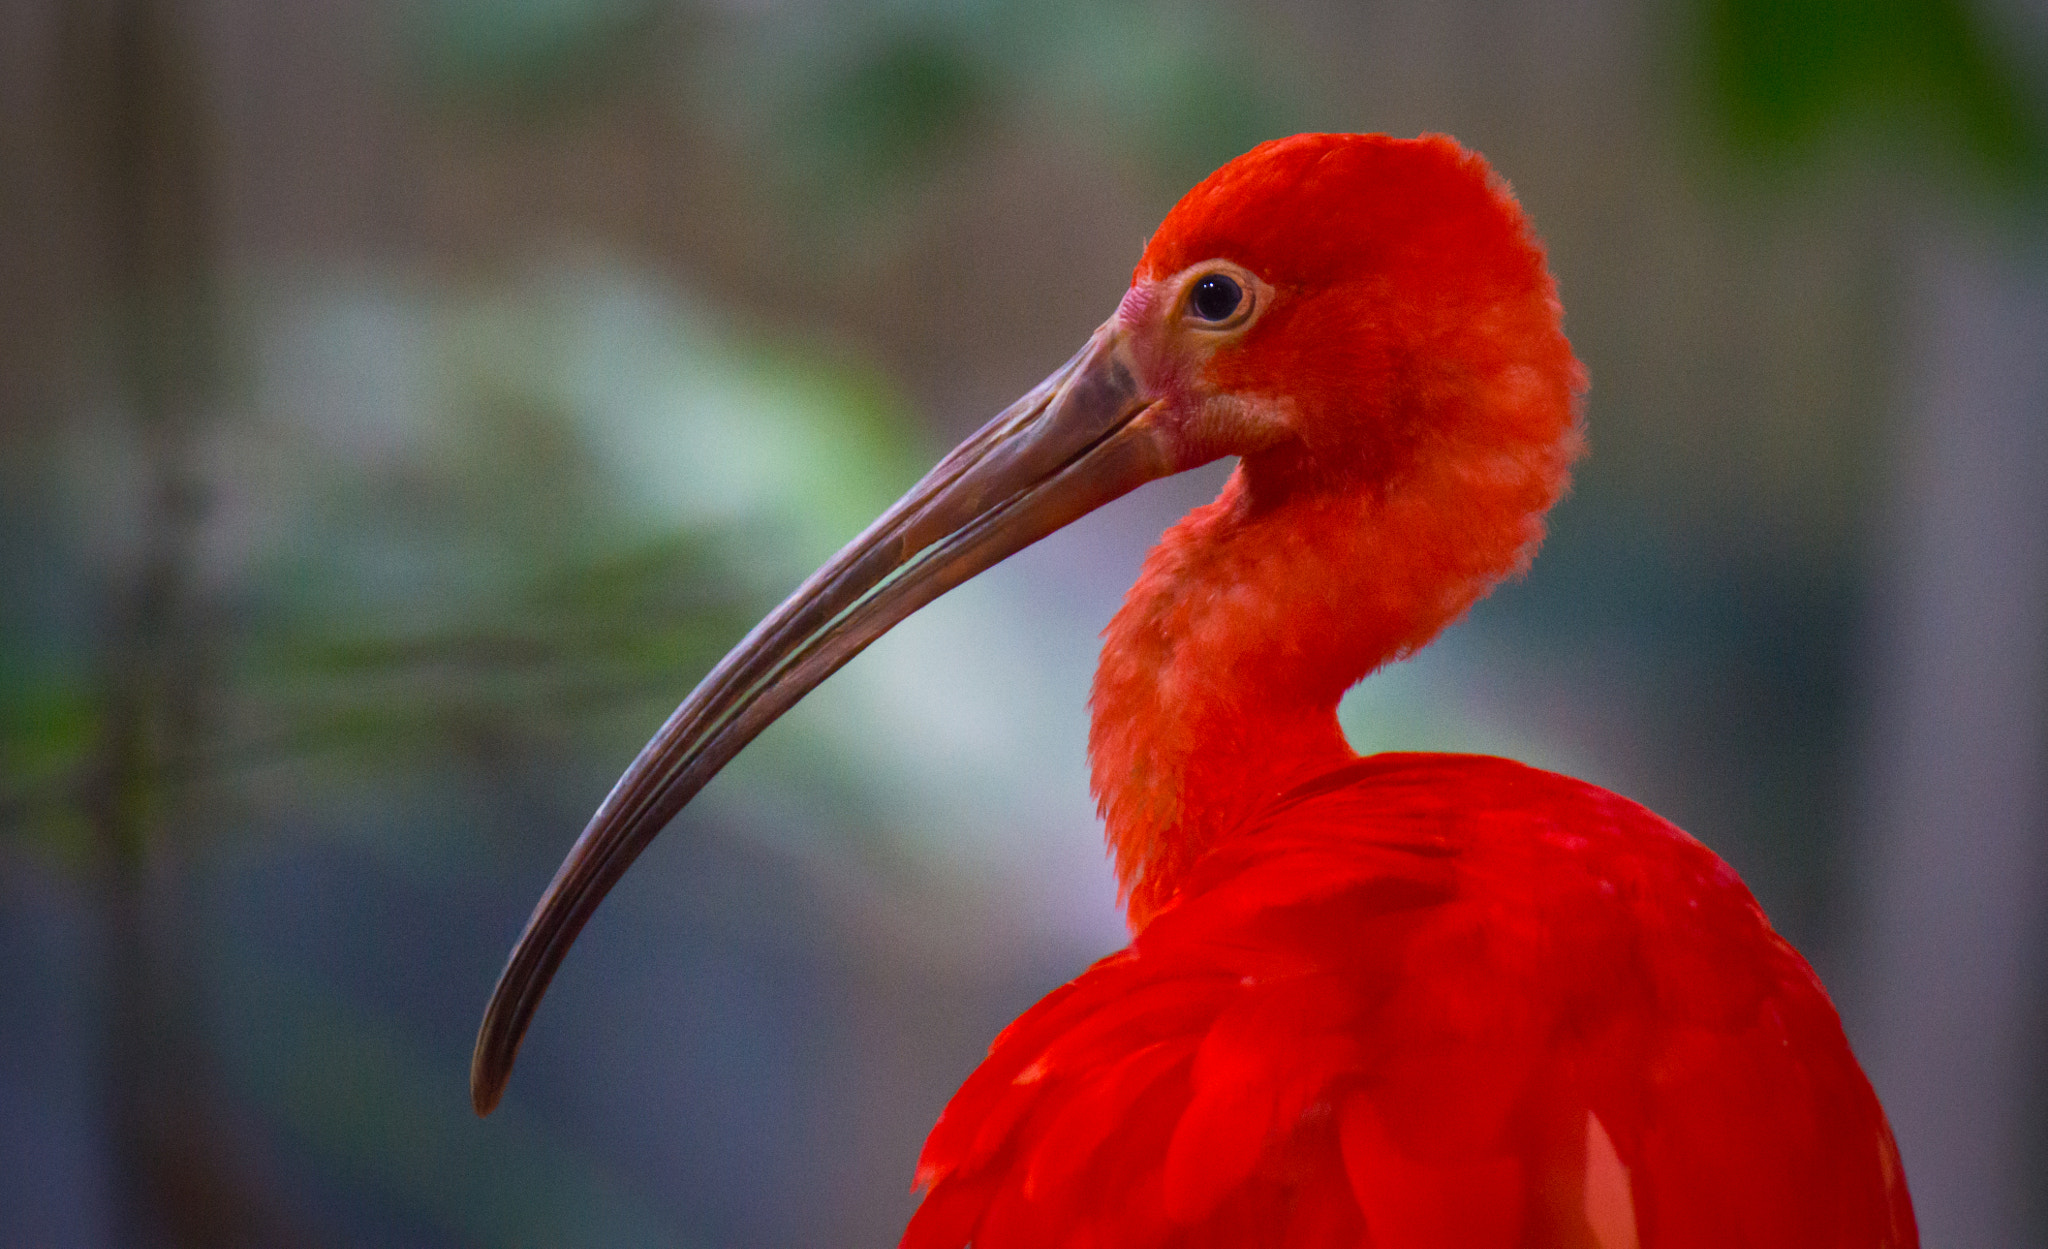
[1088,467,1366,926]
[1089,440,1562,926]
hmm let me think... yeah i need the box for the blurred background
[2,0,2045,1244]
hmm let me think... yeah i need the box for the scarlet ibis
[472,133,1916,1246]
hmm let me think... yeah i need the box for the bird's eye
[1189,274,1244,323]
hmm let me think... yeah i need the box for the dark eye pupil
[1191,274,1243,321]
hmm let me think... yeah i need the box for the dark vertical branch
[52,1,248,1245]
[68,0,218,875]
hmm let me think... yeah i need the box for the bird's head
[470,133,1582,1114]
[1107,133,1579,503]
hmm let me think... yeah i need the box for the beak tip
[470,1005,516,1117]
[471,1052,507,1117]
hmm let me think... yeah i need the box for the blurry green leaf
[800,29,992,186]
[693,0,1307,204]
[408,0,665,109]
[0,659,99,868]
[1130,49,1293,193]
[220,263,927,803]
[234,531,749,774]
[1022,1,1296,190]
[1702,0,2047,185]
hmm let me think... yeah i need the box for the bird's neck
[1090,442,1558,927]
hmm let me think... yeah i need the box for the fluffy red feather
[904,135,1913,1246]
[909,757,1913,1247]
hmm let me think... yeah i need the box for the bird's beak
[471,321,1174,1114]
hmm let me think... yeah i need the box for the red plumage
[471,132,1917,1247]
[908,756,1913,1247]
[901,135,1914,1246]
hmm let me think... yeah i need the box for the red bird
[472,134,1916,1246]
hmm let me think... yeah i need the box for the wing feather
[903,755,1916,1248]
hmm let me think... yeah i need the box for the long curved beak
[471,322,1174,1114]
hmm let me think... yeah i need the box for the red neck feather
[1088,133,1584,925]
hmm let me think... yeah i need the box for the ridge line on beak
[471,322,1180,1114]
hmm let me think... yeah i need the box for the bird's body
[908,754,1912,1248]
[472,132,1916,1246]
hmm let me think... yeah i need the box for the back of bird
[905,754,1915,1248]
